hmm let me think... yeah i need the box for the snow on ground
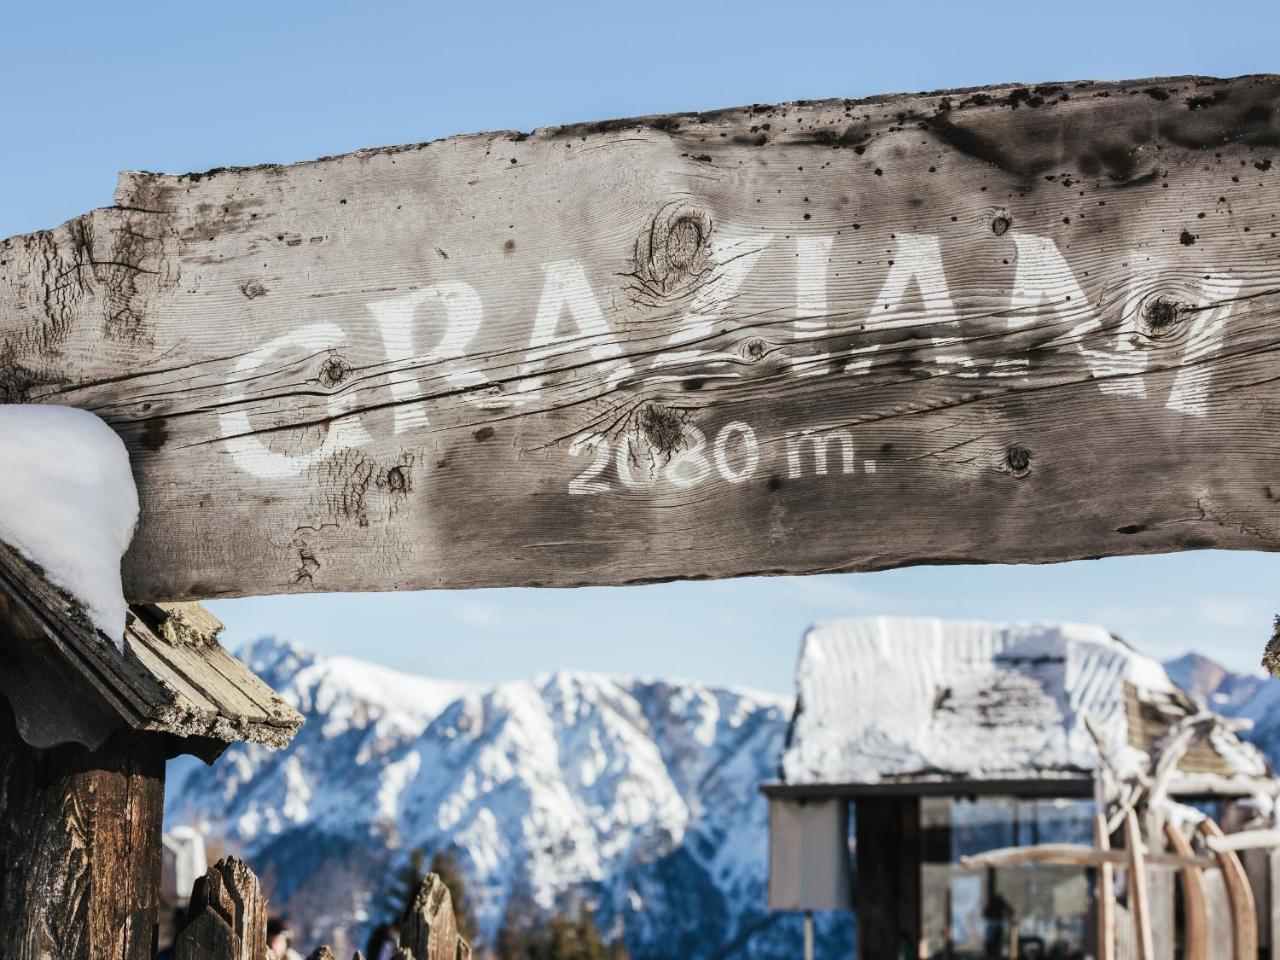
[0,405,138,648]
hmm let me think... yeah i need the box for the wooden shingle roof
[0,539,301,758]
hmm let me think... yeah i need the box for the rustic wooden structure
[172,861,470,960]
[0,543,302,960]
[764,616,1280,958]
[1,74,1278,602]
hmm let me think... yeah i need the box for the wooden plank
[1164,822,1208,960]
[1199,819,1258,960]
[1204,868,1235,960]
[173,858,269,960]
[1099,814,1116,960]
[0,699,166,960]
[959,842,1210,870]
[1204,827,1280,853]
[1126,811,1154,960]
[1147,864,1175,960]
[3,75,1280,601]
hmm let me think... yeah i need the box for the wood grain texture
[0,540,301,751]
[2,75,1279,600]
[400,874,469,960]
[0,699,165,960]
[173,858,269,960]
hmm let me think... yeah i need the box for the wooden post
[1125,811,1154,960]
[400,873,471,960]
[173,858,270,960]
[1096,813,1116,960]
[0,698,166,960]
[855,797,921,960]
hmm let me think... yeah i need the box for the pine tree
[380,848,428,923]
[572,908,607,960]
[495,903,528,960]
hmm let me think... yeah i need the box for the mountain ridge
[166,636,849,958]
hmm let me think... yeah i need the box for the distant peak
[237,635,317,677]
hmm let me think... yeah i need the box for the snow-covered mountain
[165,637,853,958]
[1161,653,1280,766]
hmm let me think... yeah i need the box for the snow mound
[0,405,139,648]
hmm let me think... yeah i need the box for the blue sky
[5,0,1280,692]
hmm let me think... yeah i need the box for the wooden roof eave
[0,539,302,758]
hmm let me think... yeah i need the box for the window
[920,796,1096,959]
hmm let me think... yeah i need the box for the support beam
[855,796,920,960]
[0,697,166,960]
[2,75,1278,601]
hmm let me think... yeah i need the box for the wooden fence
[171,858,470,960]
[962,813,1276,960]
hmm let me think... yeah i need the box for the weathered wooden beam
[2,74,1279,600]
[0,699,166,960]
[958,842,1211,871]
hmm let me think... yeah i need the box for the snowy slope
[165,638,851,958]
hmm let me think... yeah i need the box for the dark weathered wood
[854,796,920,960]
[0,698,166,960]
[400,874,468,960]
[0,539,301,751]
[173,858,269,960]
[2,74,1279,601]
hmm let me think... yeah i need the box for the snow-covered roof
[780,616,1272,792]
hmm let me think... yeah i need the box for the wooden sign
[1,74,1278,601]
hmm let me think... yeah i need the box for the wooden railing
[172,858,470,960]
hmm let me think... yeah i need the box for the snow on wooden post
[0,541,301,959]
[2,75,1278,603]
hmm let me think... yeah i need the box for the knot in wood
[743,338,768,362]
[1005,444,1032,476]
[1140,295,1189,339]
[990,212,1013,237]
[632,203,712,299]
[318,355,351,388]
[385,465,409,493]
[637,402,686,456]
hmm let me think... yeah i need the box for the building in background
[763,616,1280,959]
